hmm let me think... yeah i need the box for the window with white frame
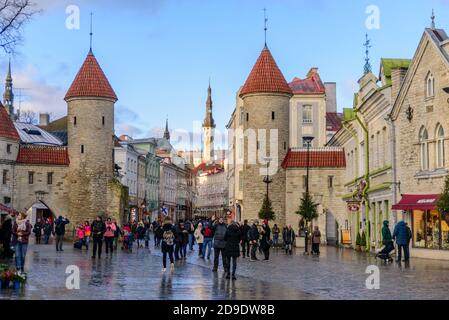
[420,127,430,170]
[436,124,445,168]
[426,72,435,98]
[302,105,312,123]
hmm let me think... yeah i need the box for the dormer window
[426,72,435,98]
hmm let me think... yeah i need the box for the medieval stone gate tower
[239,45,292,225]
[65,50,117,223]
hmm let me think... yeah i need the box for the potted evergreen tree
[437,175,449,225]
[355,232,362,251]
[360,231,367,252]
[258,194,275,222]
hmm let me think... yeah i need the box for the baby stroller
[375,241,394,263]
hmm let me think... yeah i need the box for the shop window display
[413,211,426,248]
[413,210,449,250]
[426,211,440,249]
[442,219,449,250]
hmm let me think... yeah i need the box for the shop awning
[0,203,18,215]
[392,194,439,211]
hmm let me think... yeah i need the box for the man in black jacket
[240,220,251,258]
[249,220,260,261]
[54,216,70,251]
[91,216,106,259]
[283,225,295,255]
[212,217,228,272]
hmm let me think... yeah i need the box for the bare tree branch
[19,109,37,124]
[0,0,40,54]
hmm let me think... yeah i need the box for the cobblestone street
[1,241,449,300]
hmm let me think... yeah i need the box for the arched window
[426,73,435,98]
[436,124,445,168]
[420,127,429,170]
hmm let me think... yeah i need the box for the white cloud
[13,64,66,118]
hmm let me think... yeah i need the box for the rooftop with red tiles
[326,112,343,132]
[281,148,346,169]
[240,46,292,97]
[193,162,224,175]
[289,68,326,95]
[65,51,117,102]
[0,104,19,141]
[16,145,70,166]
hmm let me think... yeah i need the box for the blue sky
[5,0,449,148]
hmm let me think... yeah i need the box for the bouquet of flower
[0,269,13,282]
[11,272,27,284]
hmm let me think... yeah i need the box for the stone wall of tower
[203,126,214,162]
[67,97,115,223]
[241,93,290,226]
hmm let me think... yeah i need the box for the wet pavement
[1,241,449,300]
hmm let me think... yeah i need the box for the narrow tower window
[246,113,249,122]
[272,111,275,120]
[74,116,77,126]
[47,172,53,185]
[81,145,85,154]
[102,116,105,126]
[28,172,34,185]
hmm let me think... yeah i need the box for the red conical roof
[0,103,19,141]
[240,46,292,97]
[65,51,117,101]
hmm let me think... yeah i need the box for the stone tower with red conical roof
[65,50,118,222]
[239,45,292,225]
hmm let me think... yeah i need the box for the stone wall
[0,138,19,206]
[285,167,347,243]
[12,164,70,219]
[107,178,129,225]
[241,93,290,226]
[394,35,449,195]
[67,97,115,224]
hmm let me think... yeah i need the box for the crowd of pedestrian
[0,210,416,278]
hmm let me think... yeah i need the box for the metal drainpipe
[341,122,360,240]
[354,111,371,252]
[386,114,398,228]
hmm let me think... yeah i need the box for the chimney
[324,82,337,113]
[39,113,50,126]
[391,68,408,102]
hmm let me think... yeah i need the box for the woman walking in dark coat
[224,221,241,280]
[260,222,271,261]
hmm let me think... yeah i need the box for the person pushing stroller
[376,220,394,263]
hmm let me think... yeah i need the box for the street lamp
[262,157,273,200]
[304,137,314,194]
[303,137,314,255]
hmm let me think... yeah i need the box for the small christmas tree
[258,194,275,221]
[437,175,449,221]
[360,231,367,247]
[296,192,318,230]
[356,232,362,247]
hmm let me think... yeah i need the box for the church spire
[164,117,170,141]
[3,57,14,120]
[203,81,215,128]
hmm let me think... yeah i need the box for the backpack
[203,227,213,238]
[55,221,64,235]
[163,230,175,246]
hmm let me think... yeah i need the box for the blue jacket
[393,221,409,245]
